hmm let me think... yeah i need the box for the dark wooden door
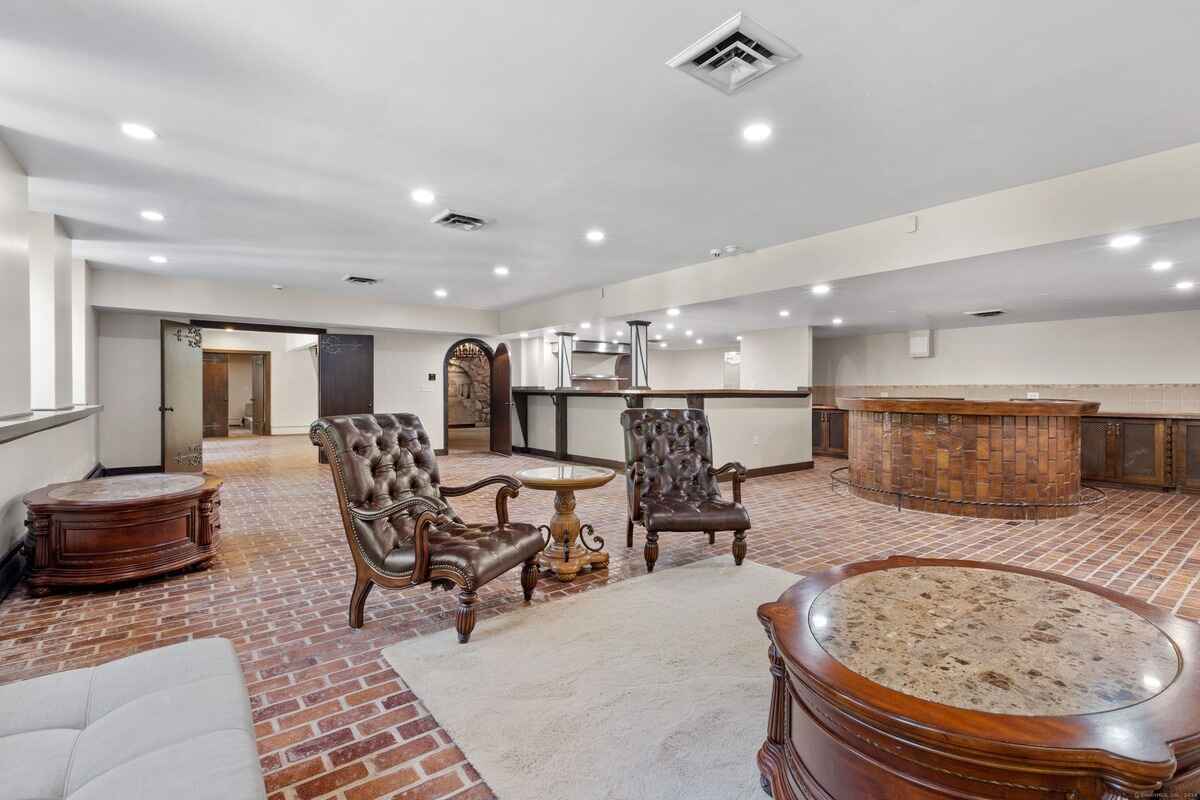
[490,343,512,456]
[1117,419,1167,486]
[161,321,204,472]
[318,334,374,463]
[1081,419,1111,481]
[202,353,228,438]
[251,354,268,435]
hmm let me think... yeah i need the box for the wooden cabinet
[812,408,849,458]
[1081,417,1170,488]
[1174,419,1200,493]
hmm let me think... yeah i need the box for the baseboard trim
[102,464,164,476]
[746,461,814,478]
[434,448,449,456]
[513,446,556,460]
[565,453,626,473]
[84,462,105,480]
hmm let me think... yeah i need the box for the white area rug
[382,556,801,800]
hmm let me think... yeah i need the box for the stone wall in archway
[447,342,490,427]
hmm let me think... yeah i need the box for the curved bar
[834,396,1099,519]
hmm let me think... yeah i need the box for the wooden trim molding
[102,465,165,476]
[0,404,103,446]
[835,397,1099,416]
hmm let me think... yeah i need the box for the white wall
[372,330,480,449]
[739,327,813,390]
[97,311,161,468]
[0,139,29,419]
[814,310,1200,386]
[71,259,98,405]
[650,347,726,389]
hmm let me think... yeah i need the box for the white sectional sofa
[0,637,266,800]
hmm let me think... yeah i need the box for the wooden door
[1117,419,1167,486]
[1081,419,1111,481]
[202,353,229,438]
[161,320,204,472]
[317,334,374,463]
[251,354,268,435]
[490,343,512,456]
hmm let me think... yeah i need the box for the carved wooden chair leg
[644,531,659,573]
[348,572,374,629]
[708,531,716,545]
[626,518,634,548]
[521,557,538,602]
[456,589,478,644]
[732,530,747,565]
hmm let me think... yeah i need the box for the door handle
[159,405,174,413]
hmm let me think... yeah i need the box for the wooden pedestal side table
[757,556,1200,800]
[514,465,614,582]
[23,473,223,595]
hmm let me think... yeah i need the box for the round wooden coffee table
[514,464,614,582]
[757,556,1200,799]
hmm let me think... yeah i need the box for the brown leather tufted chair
[310,413,543,643]
[620,408,750,572]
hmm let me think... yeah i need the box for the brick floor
[2,434,1200,799]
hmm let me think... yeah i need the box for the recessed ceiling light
[611,339,618,344]
[1176,280,1196,291]
[616,330,623,336]
[121,122,157,141]
[585,229,606,243]
[411,188,436,205]
[666,307,681,316]
[434,288,448,298]
[493,264,510,276]
[736,335,743,341]
[148,255,167,264]
[1109,233,1143,249]
[695,339,704,345]
[659,342,667,348]
[666,323,675,330]
[654,333,663,340]
[811,284,831,296]
[1151,260,1174,271]
[225,326,234,332]
[140,209,164,222]
[547,327,557,335]
[519,332,529,338]
[580,321,591,329]
[778,310,790,317]
[832,317,843,325]
[271,284,285,291]
[685,329,693,336]
[742,122,772,143]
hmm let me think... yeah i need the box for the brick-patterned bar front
[839,398,1099,519]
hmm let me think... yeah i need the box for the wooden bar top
[512,387,810,399]
[835,397,1100,416]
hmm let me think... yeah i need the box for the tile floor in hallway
[3,433,1200,800]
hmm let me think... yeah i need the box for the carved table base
[536,488,609,582]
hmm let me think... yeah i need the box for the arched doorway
[442,339,511,455]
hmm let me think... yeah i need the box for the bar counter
[511,387,812,475]
[834,397,1101,519]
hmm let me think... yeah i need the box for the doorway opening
[202,349,271,438]
[442,339,511,455]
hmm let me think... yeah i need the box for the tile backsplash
[811,384,1200,414]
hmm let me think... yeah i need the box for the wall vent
[431,209,488,231]
[666,13,799,95]
[342,275,380,285]
[964,309,1006,318]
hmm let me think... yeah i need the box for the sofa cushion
[0,638,265,800]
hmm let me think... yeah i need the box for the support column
[0,141,30,420]
[556,331,575,389]
[626,320,651,388]
[28,212,74,410]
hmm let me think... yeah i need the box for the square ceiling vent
[431,209,487,232]
[666,12,799,95]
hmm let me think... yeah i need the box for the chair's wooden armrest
[440,475,521,526]
[348,495,442,522]
[710,462,748,503]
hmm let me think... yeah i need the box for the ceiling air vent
[342,275,380,286]
[431,209,487,232]
[964,309,1006,318]
[666,13,799,95]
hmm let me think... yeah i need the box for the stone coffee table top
[46,473,208,503]
[809,565,1179,716]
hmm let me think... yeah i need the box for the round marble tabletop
[47,474,208,503]
[514,465,615,491]
[809,565,1180,716]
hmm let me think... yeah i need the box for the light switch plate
[1026,391,1040,399]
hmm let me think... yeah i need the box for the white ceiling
[3,1,1200,311]
[566,218,1200,349]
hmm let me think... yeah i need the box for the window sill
[0,405,103,445]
